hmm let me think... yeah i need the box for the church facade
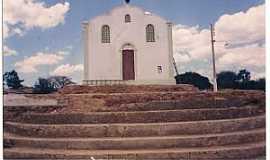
[82,3,175,85]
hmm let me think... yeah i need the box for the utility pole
[173,57,179,76]
[210,24,218,92]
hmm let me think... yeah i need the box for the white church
[82,0,175,85]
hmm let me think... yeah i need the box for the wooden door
[122,50,135,80]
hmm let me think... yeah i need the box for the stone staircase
[3,87,266,159]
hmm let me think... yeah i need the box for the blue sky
[3,0,265,86]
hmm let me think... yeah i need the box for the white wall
[83,4,175,84]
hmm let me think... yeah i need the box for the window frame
[101,25,111,43]
[125,14,131,23]
[157,66,163,74]
[146,24,155,42]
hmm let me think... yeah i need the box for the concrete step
[4,128,265,150]
[4,104,64,113]
[4,105,65,122]
[4,115,265,138]
[4,141,266,160]
[58,84,199,94]
[56,91,264,113]
[8,105,265,124]
[114,99,260,112]
[3,98,256,114]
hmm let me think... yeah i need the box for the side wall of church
[84,5,174,82]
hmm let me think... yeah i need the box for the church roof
[87,3,172,24]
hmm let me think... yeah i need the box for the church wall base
[83,79,176,86]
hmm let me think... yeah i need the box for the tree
[47,76,75,90]
[217,69,265,91]
[217,71,238,89]
[175,72,212,90]
[33,76,75,94]
[243,78,265,91]
[255,78,265,91]
[33,78,56,94]
[237,69,251,82]
[236,69,251,90]
[3,70,24,89]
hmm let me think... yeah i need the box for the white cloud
[172,4,265,79]
[174,52,190,63]
[173,25,210,62]
[3,45,17,56]
[15,52,64,73]
[3,23,10,39]
[215,4,265,45]
[252,72,265,80]
[50,64,83,76]
[58,51,70,56]
[65,45,73,50]
[3,0,70,39]
[218,44,265,68]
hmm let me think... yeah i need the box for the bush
[217,71,238,89]
[3,70,24,89]
[33,78,56,94]
[175,72,212,90]
[47,76,75,90]
[217,69,265,91]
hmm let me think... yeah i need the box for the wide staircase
[4,85,266,159]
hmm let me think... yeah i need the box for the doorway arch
[120,43,137,80]
[122,50,135,80]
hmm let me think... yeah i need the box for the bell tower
[125,0,130,4]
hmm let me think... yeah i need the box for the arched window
[125,14,131,23]
[146,24,155,42]
[101,25,110,43]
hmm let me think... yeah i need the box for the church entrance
[122,50,135,80]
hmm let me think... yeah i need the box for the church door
[122,50,135,80]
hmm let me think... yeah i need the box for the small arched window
[146,24,155,42]
[101,25,110,43]
[125,14,131,23]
